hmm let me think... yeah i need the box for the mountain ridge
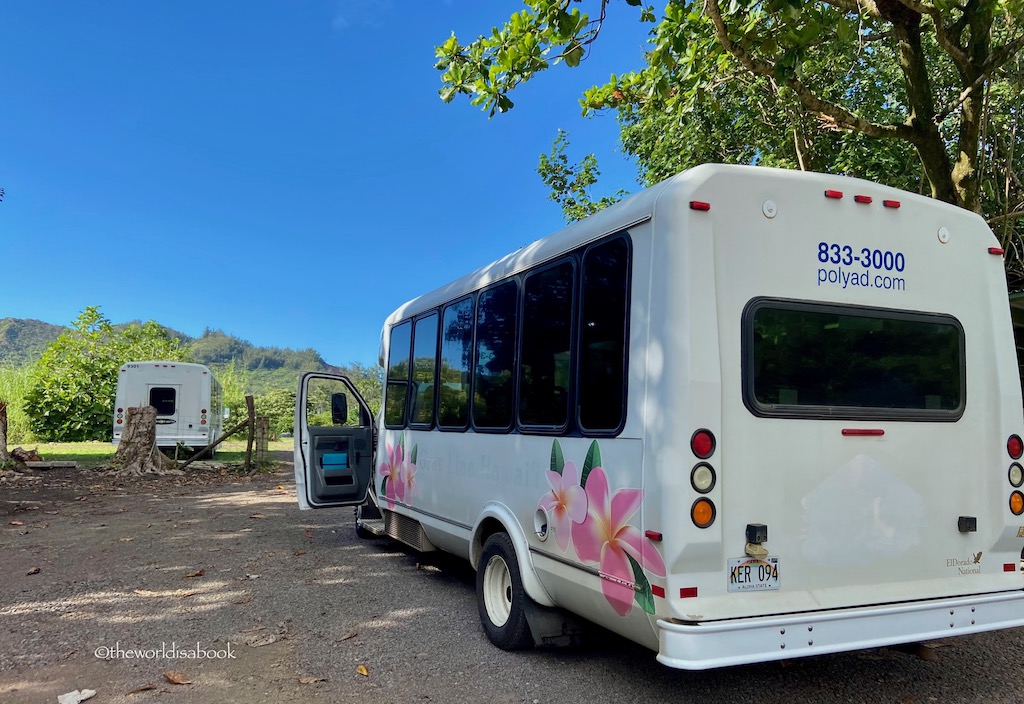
[0,317,352,395]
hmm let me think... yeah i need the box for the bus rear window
[743,300,964,420]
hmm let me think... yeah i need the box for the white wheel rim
[483,554,512,627]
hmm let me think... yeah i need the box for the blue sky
[1,1,649,368]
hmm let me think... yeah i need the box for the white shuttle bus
[294,164,1024,669]
[113,361,223,451]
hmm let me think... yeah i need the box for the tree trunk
[111,406,181,476]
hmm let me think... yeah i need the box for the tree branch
[820,0,877,15]
[987,210,1024,226]
[932,33,1024,124]
[704,0,915,141]
[896,0,970,70]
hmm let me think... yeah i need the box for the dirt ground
[4,455,1024,704]
[0,454,351,704]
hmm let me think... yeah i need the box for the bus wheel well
[472,518,508,569]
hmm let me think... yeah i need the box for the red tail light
[691,429,716,459]
[1008,435,1023,460]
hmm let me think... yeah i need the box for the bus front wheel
[477,532,534,651]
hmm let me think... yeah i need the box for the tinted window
[519,260,574,428]
[384,321,412,427]
[579,237,630,431]
[149,387,176,416]
[746,300,964,419]
[439,297,473,428]
[473,281,518,430]
[410,314,439,426]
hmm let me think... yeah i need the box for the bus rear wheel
[477,532,533,651]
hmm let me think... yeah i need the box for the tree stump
[0,401,26,470]
[111,406,181,476]
[0,401,11,464]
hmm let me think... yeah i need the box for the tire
[476,533,534,650]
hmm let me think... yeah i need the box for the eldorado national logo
[946,551,982,574]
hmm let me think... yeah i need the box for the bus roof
[383,164,987,326]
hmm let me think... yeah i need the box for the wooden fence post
[243,395,256,473]
[255,416,269,466]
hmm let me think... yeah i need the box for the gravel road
[1,460,1022,704]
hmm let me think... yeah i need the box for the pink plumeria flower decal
[570,444,666,617]
[401,443,419,503]
[538,459,588,552]
[377,434,406,509]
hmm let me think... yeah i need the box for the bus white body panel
[295,164,1024,668]
[112,361,223,449]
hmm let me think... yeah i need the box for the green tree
[255,388,297,438]
[538,129,630,221]
[342,362,384,417]
[23,307,190,441]
[436,0,1024,213]
[217,360,252,428]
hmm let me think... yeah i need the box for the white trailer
[113,361,223,451]
[294,164,1024,669]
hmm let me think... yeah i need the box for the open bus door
[294,372,375,510]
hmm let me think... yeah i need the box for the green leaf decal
[380,476,387,496]
[410,444,418,465]
[627,553,656,615]
[581,440,602,488]
[550,439,565,475]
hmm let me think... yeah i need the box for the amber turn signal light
[691,498,716,528]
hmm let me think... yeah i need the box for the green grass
[6,439,293,468]
[7,441,116,467]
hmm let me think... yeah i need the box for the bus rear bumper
[656,590,1024,670]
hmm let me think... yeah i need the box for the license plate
[727,556,780,592]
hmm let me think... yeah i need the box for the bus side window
[578,236,630,432]
[519,259,574,429]
[410,313,439,427]
[384,321,412,428]
[473,280,518,431]
[438,297,473,429]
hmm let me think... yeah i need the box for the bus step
[358,519,386,536]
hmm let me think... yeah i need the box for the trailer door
[294,372,375,510]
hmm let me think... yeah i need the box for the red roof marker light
[854,195,873,204]
[689,201,711,211]
[824,190,844,199]
[883,199,901,208]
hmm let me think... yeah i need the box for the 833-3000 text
[818,243,906,272]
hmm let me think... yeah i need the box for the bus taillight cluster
[1008,434,1024,516]
[690,429,718,528]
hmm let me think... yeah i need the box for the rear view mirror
[331,392,348,425]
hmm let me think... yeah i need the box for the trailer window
[744,300,964,420]
[149,387,176,416]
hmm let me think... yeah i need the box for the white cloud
[333,0,394,30]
